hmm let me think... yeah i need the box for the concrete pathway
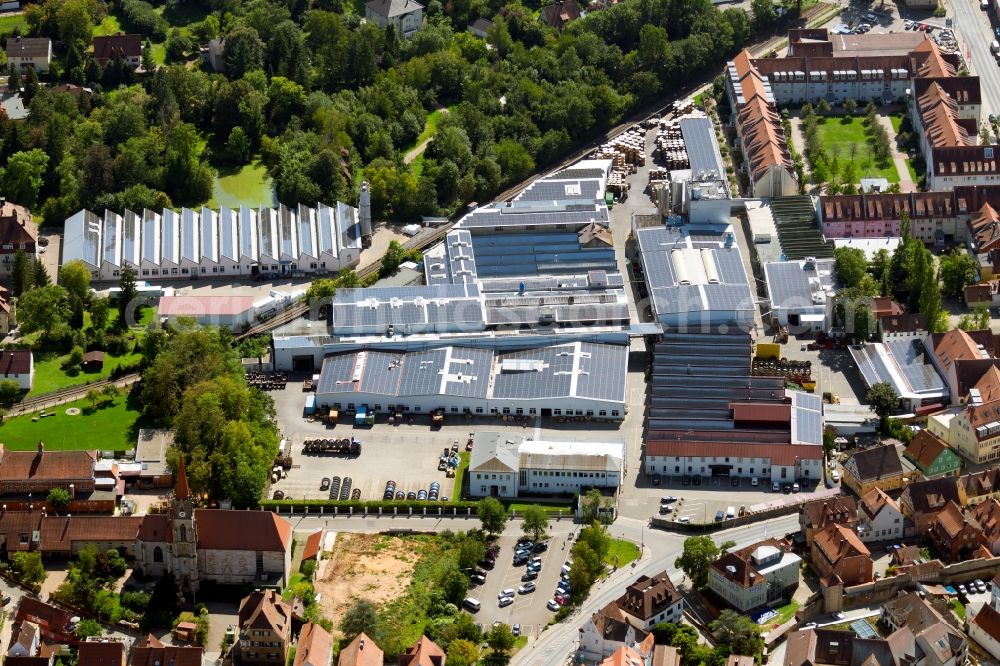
[876,114,916,192]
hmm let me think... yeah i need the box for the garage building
[468,431,625,498]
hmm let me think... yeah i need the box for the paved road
[951,0,1000,119]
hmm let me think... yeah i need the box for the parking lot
[465,532,575,635]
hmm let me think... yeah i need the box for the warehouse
[468,431,625,499]
[314,341,628,420]
[849,339,948,411]
[632,218,755,328]
[157,295,257,330]
[63,201,365,283]
[763,257,835,331]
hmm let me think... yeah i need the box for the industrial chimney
[359,181,373,249]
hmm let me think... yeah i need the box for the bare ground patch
[314,533,419,630]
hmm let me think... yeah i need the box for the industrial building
[313,341,628,420]
[643,331,824,485]
[63,199,370,283]
[849,339,948,412]
[632,217,756,329]
[467,431,625,498]
[763,257,835,330]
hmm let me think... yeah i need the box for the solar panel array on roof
[680,117,727,182]
[515,179,602,204]
[789,389,823,445]
[886,339,948,393]
[849,341,946,397]
[200,208,218,263]
[457,204,609,230]
[764,259,835,309]
[161,208,179,264]
[330,284,486,335]
[472,232,617,277]
[180,208,198,263]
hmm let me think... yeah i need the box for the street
[950,0,1000,119]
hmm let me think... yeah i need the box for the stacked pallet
[656,120,688,171]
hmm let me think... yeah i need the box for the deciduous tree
[521,505,549,543]
[477,497,507,536]
[674,536,723,589]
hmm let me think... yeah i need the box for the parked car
[320,477,330,491]
[533,541,548,552]
[660,496,678,504]
[395,490,405,500]
[519,583,536,594]
[651,474,661,485]
[675,516,691,524]
[406,491,417,500]
[499,588,515,599]
[513,555,528,566]
[958,584,968,596]
[731,476,739,487]
[471,574,486,585]
[830,470,841,482]
[480,559,495,570]
[517,536,532,545]
[521,571,538,582]
[547,599,560,611]
[714,510,724,521]
[975,579,987,593]
[513,624,521,637]
[498,597,513,608]
[527,562,542,573]
[782,483,792,494]
[772,481,781,492]
[659,505,672,515]
[792,483,800,493]
[751,477,759,487]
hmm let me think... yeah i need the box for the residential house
[615,571,684,630]
[578,602,649,662]
[129,635,203,666]
[928,500,987,562]
[599,636,657,666]
[337,633,383,666]
[926,328,997,405]
[841,445,906,496]
[799,497,859,546]
[13,598,74,646]
[785,623,966,666]
[237,590,292,665]
[467,18,493,38]
[364,0,423,38]
[0,350,33,391]
[92,35,142,68]
[726,658,754,666]
[958,467,1000,505]
[971,498,1000,554]
[397,636,446,666]
[302,530,324,564]
[293,623,331,666]
[77,640,126,666]
[0,285,15,336]
[857,487,904,544]
[900,476,961,535]
[880,312,928,342]
[708,538,800,612]
[5,37,51,73]
[539,0,581,30]
[928,364,1000,464]
[8,622,40,657]
[970,603,1000,664]
[904,430,962,479]
[810,524,873,587]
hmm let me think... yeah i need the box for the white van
[992,39,999,53]
[463,597,481,612]
[726,506,736,519]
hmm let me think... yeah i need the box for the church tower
[171,458,200,595]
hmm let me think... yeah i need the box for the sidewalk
[876,114,916,192]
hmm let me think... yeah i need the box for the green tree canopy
[477,497,507,536]
[867,382,899,421]
[674,536,723,589]
[521,505,549,543]
[834,246,869,288]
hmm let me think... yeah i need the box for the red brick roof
[336,633,383,666]
[0,350,31,376]
[973,602,1000,641]
[239,590,291,637]
[0,445,94,482]
[15,598,72,639]
[904,430,951,470]
[302,530,323,561]
[398,636,446,666]
[194,509,291,552]
[814,523,870,564]
[645,439,821,464]
[92,35,141,62]
[78,641,125,666]
[129,646,204,666]
[39,516,142,552]
[293,623,331,666]
[730,403,791,423]
[136,513,171,543]
[0,203,37,251]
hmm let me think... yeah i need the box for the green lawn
[0,395,143,451]
[149,42,166,66]
[0,14,28,35]
[814,116,900,183]
[30,349,142,396]
[208,160,275,210]
[94,14,123,36]
[506,501,573,516]
[950,599,966,620]
[453,450,468,498]
[404,108,450,177]
[773,600,801,626]
[604,539,640,568]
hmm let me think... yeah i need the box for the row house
[928,364,1000,463]
[818,191,963,243]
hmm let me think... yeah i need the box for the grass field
[0,395,143,451]
[773,600,801,626]
[209,161,275,210]
[30,349,142,396]
[453,450,468,498]
[0,14,28,35]
[404,108,449,177]
[604,539,640,568]
[815,116,899,183]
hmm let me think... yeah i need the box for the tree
[75,619,103,640]
[674,536,723,589]
[117,266,138,327]
[381,240,419,277]
[581,488,603,525]
[224,26,265,79]
[940,250,978,298]
[440,565,469,605]
[339,599,382,643]
[457,537,486,570]
[477,497,507,536]
[817,98,831,115]
[485,623,516,655]
[1,149,49,209]
[17,285,69,336]
[10,551,46,587]
[844,98,858,114]
[90,297,110,331]
[447,639,480,666]
[59,259,92,304]
[521,505,549,543]
[919,267,943,331]
[751,0,776,32]
[867,382,899,421]
[10,249,30,297]
[710,610,764,658]
[33,260,50,288]
[47,487,71,512]
[86,387,100,407]
[0,379,20,404]
[834,246,868,288]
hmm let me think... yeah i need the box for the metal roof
[330,283,486,336]
[849,340,947,398]
[764,259,835,310]
[456,203,609,230]
[161,208,179,264]
[200,208,218,263]
[102,211,121,267]
[680,116,727,181]
[141,209,160,264]
[180,208,198,263]
[491,342,626,403]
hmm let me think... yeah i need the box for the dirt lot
[314,533,419,630]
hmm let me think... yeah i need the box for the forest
[0,0,766,224]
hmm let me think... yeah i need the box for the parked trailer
[303,437,362,455]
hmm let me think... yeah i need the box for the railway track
[9,373,142,417]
